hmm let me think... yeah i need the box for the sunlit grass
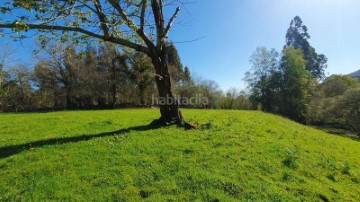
[0,109,359,201]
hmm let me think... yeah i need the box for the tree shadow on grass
[0,124,160,160]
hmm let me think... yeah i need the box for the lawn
[0,109,359,201]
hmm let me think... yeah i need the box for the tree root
[148,118,196,130]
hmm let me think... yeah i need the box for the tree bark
[110,63,117,108]
[150,47,184,125]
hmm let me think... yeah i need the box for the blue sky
[168,0,360,90]
[2,0,360,91]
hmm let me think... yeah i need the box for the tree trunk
[138,86,145,106]
[150,49,184,126]
[65,86,72,110]
[110,62,117,108]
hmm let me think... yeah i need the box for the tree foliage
[334,88,360,136]
[285,16,328,79]
[308,75,360,136]
[244,16,328,123]
[278,47,316,123]
[245,46,316,123]
[0,41,255,112]
[244,47,279,111]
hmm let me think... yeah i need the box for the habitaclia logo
[152,94,209,106]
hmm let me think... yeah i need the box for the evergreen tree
[166,43,184,83]
[183,66,191,82]
[285,16,327,79]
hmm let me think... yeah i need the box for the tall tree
[0,0,185,125]
[166,42,184,83]
[97,43,123,108]
[177,65,194,101]
[5,65,34,112]
[0,42,15,111]
[196,79,222,109]
[117,51,155,105]
[33,60,59,109]
[278,47,316,123]
[223,87,239,109]
[244,47,279,111]
[33,43,82,109]
[285,16,327,79]
[183,66,191,82]
[62,45,81,109]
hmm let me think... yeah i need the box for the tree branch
[108,0,139,31]
[151,0,165,43]
[140,0,147,32]
[92,0,111,39]
[108,0,154,50]
[161,7,180,45]
[0,23,150,55]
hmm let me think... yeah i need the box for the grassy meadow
[0,109,359,201]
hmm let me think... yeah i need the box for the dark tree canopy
[166,42,184,82]
[183,66,191,81]
[285,16,328,79]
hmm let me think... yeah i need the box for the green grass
[0,109,359,201]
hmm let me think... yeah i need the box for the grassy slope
[0,109,359,201]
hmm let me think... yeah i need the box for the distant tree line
[0,42,252,112]
[2,15,358,136]
[245,16,360,136]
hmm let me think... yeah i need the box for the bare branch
[173,36,206,44]
[108,0,139,31]
[140,0,147,31]
[0,23,150,55]
[151,0,165,41]
[108,0,154,49]
[78,3,98,14]
[162,7,180,45]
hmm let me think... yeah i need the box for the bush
[332,88,360,136]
